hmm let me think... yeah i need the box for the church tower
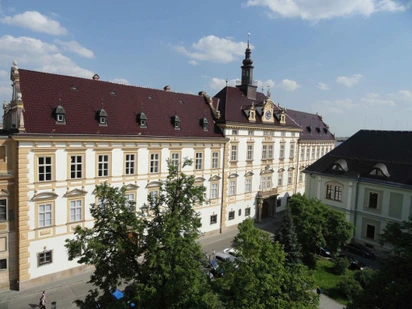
[237,33,257,100]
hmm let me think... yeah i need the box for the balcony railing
[257,187,278,198]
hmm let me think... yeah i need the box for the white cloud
[111,78,129,85]
[361,93,395,106]
[0,35,94,79]
[257,79,276,90]
[278,79,301,91]
[188,60,198,66]
[174,35,251,63]
[0,11,68,35]
[394,90,412,102]
[55,40,94,58]
[336,74,363,87]
[316,82,329,90]
[208,77,239,90]
[244,0,407,21]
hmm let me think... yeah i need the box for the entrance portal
[262,201,270,218]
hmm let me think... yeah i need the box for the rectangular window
[150,153,159,173]
[232,129,238,135]
[212,152,219,169]
[0,258,6,270]
[299,172,303,183]
[245,178,251,193]
[247,145,253,161]
[231,145,237,161]
[248,130,253,136]
[368,192,378,209]
[125,154,135,175]
[238,209,242,216]
[262,145,267,159]
[277,199,282,207]
[38,156,52,181]
[98,155,109,177]
[278,173,283,186]
[37,250,52,267]
[195,152,203,170]
[280,144,285,159]
[229,180,236,196]
[70,155,82,179]
[366,224,375,239]
[229,211,235,220]
[245,207,251,216]
[317,148,320,159]
[266,176,271,189]
[0,199,6,221]
[171,153,179,168]
[300,148,305,161]
[126,193,135,210]
[268,145,273,159]
[288,172,293,185]
[311,148,315,160]
[306,148,310,160]
[70,200,82,222]
[260,177,266,190]
[290,144,295,158]
[326,184,342,201]
[210,214,217,225]
[211,183,218,199]
[39,204,52,227]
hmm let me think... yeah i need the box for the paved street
[0,214,344,309]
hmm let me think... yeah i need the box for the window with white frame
[195,152,203,170]
[288,171,293,185]
[70,155,83,179]
[37,250,52,267]
[125,154,135,175]
[126,193,135,210]
[229,180,236,196]
[38,156,52,181]
[245,178,251,192]
[171,153,179,168]
[279,144,285,159]
[150,153,159,173]
[212,152,219,169]
[278,173,283,186]
[248,130,253,136]
[326,184,343,201]
[260,177,266,190]
[268,145,273,159]
[300,148,305,161]
[229,211,235,220]
[98,154,109,177]
[317,147,320,159]
[290,144,295,158]
[262,145,267,159]
[245,207,251,216]
[247,145,253,161]
[39,204,52,227]
[368,192,378,209]
[210,214,217,225]
[70,200,82,222]
[211,183,218,199]
[231,145,237,161]
[311,147,315,160]
[306,148,310,160]
[232,129,238,135]
[266,176,272,189]
[0,199,6,221]
[299,172,304,182]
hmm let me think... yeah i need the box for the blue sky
[0,0,411,137]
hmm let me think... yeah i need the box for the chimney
[163,85,170,91]
[92,74,100,80]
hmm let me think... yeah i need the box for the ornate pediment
[64,188,88,198]
[194,177,206,183]
[32,192,58,201]
[244,171,254,177]
[146,181,162,188]
[124,183,139,191]
[209,175,221,181]
[228,173,239,178]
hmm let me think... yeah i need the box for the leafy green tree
[289,194,353,267]
[348,215,412,309]
[274,208,302,266]
[65,183,145,308]
[133,159,221,309]
[331,256,349,275]
[216,218,318,309]
[337,277,362,302]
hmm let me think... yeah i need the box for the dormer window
[138,112,147,128]
[369,163,390,177]
[172,115,180,130]
[201,117,208,131]
[96,108,108,126]
[280,114,285,124]
[54,103,66,125]
[331,159,348,172]
[307,126,312,133]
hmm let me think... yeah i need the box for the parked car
[317,247,331,258]
[339,254,366,271]
[215,252,236,263]
[344,243,376,259]
[209,259,224,277]
[223,247,239,257]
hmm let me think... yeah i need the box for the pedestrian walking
[316,286,322,296]
[39,290,46,309]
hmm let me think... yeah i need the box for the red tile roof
[18,69,224,139]
[287,109,335,141]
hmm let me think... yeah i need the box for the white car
[223,248,239,258]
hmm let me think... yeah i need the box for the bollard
[51,301,57,309]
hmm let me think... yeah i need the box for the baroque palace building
[0,43,334,290]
